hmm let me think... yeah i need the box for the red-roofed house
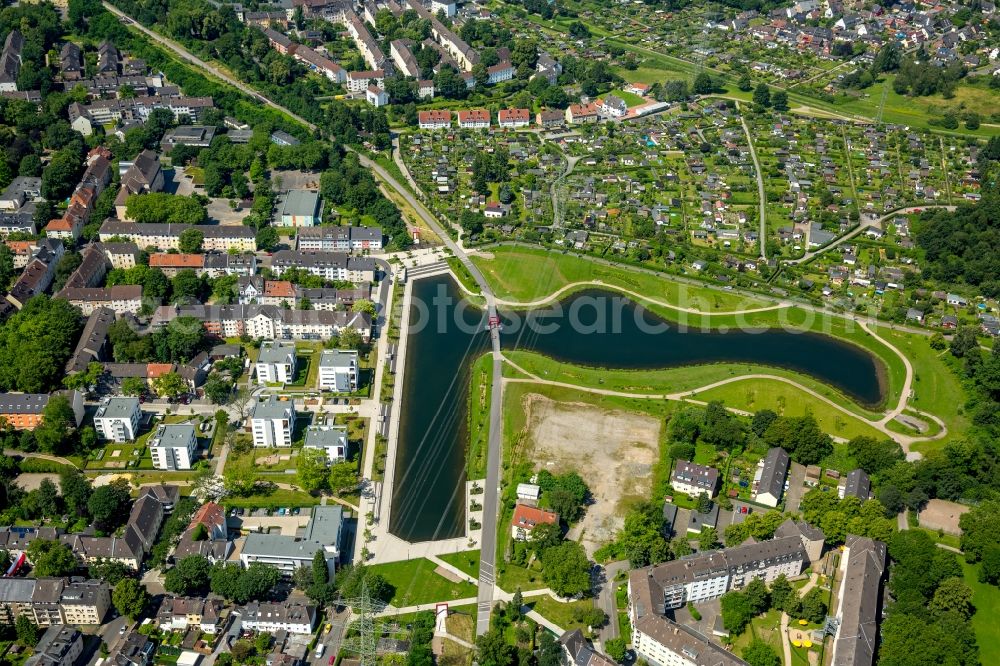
[418,110,452,130]
[625,82,651,96]
[511,504,558,541]
[149,253,206,277]
[565,102,599,124]
[457,109,491,129]
[189,501,228,540]
[262,280,297,306]
[498,108,530,129]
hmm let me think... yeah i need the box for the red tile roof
[511,504,559,531]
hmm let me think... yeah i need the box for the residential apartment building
[251,396,294,447]
[318,349,358,392]
[257,341,298,384]
[418,109,452,130]
[390,39,421,78]
[60,286,143,316]
[150,304,372,341]
[240,602,317,635]
[25,625,84,666]
[0,391,84,431]
[345,11,387,71]
[69,96,214,136]
[156,597,225,634]
[270,251,377,282]
[628,535,809,612]
[296,225,383,252]
[670,460,719,497]
[566,103,599,124]
[98,221,257,252]
[632,615,749,666]
[303,423,348,464]
[0,578,109,628]
[240,505,341,576]
[148,423,197,470]
[346,69,385,92]
[831,535,886,666]
[457,109,490,129]
[486,61,514,84]
[93,396,142,442]
[754,447,790,507]
[839,469,872,500]
[498,108,530,129]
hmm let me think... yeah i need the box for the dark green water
[389,275,885,543]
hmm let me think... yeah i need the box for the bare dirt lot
[918,498,969,535]
[523,394,662,556]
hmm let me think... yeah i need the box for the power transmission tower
[338,582,384,666]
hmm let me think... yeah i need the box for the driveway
[784,463,807,514]
[595,560,630,644]
[206,198,252,225]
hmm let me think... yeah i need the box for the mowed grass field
[963,562,1000,666]
[471,245,769,311]
[368,558,478,607]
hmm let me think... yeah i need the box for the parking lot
[227,514,310,536]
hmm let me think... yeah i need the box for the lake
[389,275,885,543]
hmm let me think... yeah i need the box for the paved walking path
[491,279,792,315]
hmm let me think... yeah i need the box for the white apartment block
[251,396,294,447]
[93,396,141,442]
[318,350,358,392]
[303,424,348,464]
[256,341,297,384]
[148,424,197,470]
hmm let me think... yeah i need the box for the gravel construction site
[523,394,662,556]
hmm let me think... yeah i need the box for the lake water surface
[389,275,885,542]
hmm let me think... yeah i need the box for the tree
[958,500,1000,562]
[59,468,91,518]
[153,371,188,399]
[328,461,358,495]
[537,631,565,666]
[752,83,771,109]
[34,395,78,454]
[88,480,131,530]
[541,541,592,597]
[15,615,39,646]
[476,628,516,666]
[698,527,719,551]
[179,228,204,253]
[692,72,716,95]
[296,447,330,493]
[742,639,780,666]
[90,559,132,586]
[352,299,377,316]
[312,549,329,586]
[720,591,754,634]
[113,578,149,621]
[121,377,147,396]
[165,555,212,596]
[929,577,974,619]
[338,564,395,604]
[848,436,904,475]
[800,587,828,623]
[950,326,978,358]
[769,574,795,612]
[604,637,627,663]
[743,577,770,615]
[979,547,1000,586]
[223,457,258,496]
[26,540,77,577]
[255,226,279,251]
[738,73,753,92]
[770,90,788,112]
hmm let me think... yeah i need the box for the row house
[296,225,383,251]
[148,252,257,278]
[457,109,490,129]
[270,251,377,282]
[99,221,257,252]
[68,95,214,136]
[418,109,452,129]
[150,304,373,341]
[0,390,84,431]
[390,39,421,78]
[0,578,109,627]
[498,108,530,129]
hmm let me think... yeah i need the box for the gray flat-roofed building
[318,349,358,392]
[148,423,197,470]
[832,535,886,666]
[240,533,328,575]
[161,125,216,150]
[755,447,790,507]
[303,424,348,464]
[277,190,322,227]
[661,503,678,538]
[94,396,142,442]
[303,505,343,548]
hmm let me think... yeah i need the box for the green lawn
[471,245,768,312]
[963,562,1000,666]
[467,353,493,478]
[694,377,885,441]
[528,595,597,631]
[368,558,478,607]
[221,487,319,510]
[610,89,646,108]
[438,550,481,579]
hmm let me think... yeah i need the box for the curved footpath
[491,279,793,315]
